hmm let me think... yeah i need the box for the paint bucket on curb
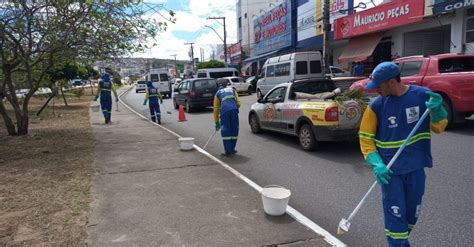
[178,137,194,151]
[92,104,100,112]
[261,185,291,216]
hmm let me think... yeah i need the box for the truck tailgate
[337,100,363,129]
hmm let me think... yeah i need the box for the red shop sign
[334,0,424,40]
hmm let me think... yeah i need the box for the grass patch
[0,90,95,245]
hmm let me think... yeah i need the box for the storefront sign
[432,0,474,14]
[297,0,349,42]
[254,0,292,55]
[228,42,242,64]
[334,0,424,39]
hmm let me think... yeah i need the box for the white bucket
[261,185,291,216]
[178,137,195,151]
[92,104,100,112]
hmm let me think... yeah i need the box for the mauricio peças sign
[334,0,424,40]
[253,0,292,55]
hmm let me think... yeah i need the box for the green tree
[196,60,225,69]
[0,1,175,135]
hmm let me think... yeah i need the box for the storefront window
[466,8,474,43]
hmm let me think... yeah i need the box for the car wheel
[249,113,261,134]
[185,101,192,113]
[173,99,179,110]
[298,124,318,151]
[442,95,454,129]
[248,87,252,95]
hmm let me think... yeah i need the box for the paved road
[122,89,473,246]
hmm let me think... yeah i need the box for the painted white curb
[117,87,346,247]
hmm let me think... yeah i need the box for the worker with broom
[213,80,240,157]
[143,81,164,124]
[94,73,118,124]
[358,62,447,246]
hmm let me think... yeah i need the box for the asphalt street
[122,89,473,246]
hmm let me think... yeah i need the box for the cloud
[132,0,237,61]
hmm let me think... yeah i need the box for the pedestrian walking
[143,81,163,124]
[94,73,118,124]
[213,80,241,157]
[358,62,448,246]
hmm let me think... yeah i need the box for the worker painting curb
[117,86,347,247]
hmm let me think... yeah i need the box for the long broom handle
[345,108,431,223]
[203,130,217,150]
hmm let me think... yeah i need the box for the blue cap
[365,62,400,90]
[147,81,153,88]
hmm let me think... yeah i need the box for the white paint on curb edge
[117,87,346,247]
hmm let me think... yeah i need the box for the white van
[147,69,172,98]
[256,51,324,99]
[196,68,239,79]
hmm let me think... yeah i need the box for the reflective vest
[100,80,112,98]
[216,87,238,113]
[368,85,432,175]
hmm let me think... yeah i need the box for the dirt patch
[0,92,95,245]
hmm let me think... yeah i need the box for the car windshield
[230,78,245,83]
[246,76,255,83]
[289,81,336,99]
[138,81,146,85]
[194,79,217,90]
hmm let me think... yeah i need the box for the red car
[350,53,474,126]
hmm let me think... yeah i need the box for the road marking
[118,87,346,247]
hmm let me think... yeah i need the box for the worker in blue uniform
[359,62,448,247]
[94,73,118,124]
[213,80,241,157]
[143,81,163,124]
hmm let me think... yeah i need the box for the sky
[132,0,238,61]
[132,0,384,61]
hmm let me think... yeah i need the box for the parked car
[327,66,351,77]
[216,77,253,95]
[173,78,218,113]
[249,79,363,151]
[196,68,239,79]
[72,79,83,87]
[350,53,474,126]
[256,51,323,99]
[135,80,147,93]
[246,76,258,92]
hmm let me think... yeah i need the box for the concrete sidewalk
[87,94,329,246]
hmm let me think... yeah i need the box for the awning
[338,32,384,64]
[243,50,280,64]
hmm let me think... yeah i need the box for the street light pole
[171,54,178,77]
[207,16,227,63]
[184,42,195,73]
[322,0,331,74]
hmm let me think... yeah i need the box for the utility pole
[207,16,227,63]
[322,0,331,74]
[170,54,178,78]
[184,42,195,73]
